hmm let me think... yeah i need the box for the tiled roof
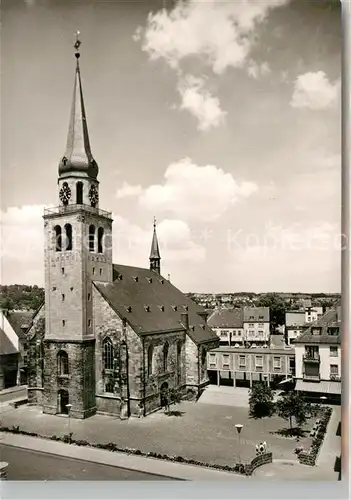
[243,306,269,322]
[93,264,218,345]
[6,311,35,342]
[293,309,341,345]
[207,308,243,328]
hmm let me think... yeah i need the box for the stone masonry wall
[27,305,46,406]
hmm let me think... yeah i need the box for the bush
[74,439,89,447]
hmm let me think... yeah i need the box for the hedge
[298,406,332,466]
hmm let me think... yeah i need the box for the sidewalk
[316,406,341,480]
[0,386,27,396]
[0,432,245,481]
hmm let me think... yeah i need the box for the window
[147,345,153,376]
[330,346,338,357]
[93,267,95,275]
[258,330,264,335]
[88,319,92,327]
[57,351,69,375]
[61,267,65,275]
[54,225,62,252]
[76,182,83,205]
[222,354,230,369]
[258,323,264,328]
[248,323,254,328]
[62,294,65,301]
[255,355,263,367]
[239,355,246,367]
[209,353,216,368]
[97,227,104,253]
[237,331,241,336]
[220,330,228,338]
[330,364,339,375]
[62,320,66,327]
[249,316,254,320]
[99,268,103,276]
[103,338,114,371]
[89,225,95,252]
[64,223,73,251]
[88,293,91,301]
[258,316,264,320]
[273,357,281,369]
[249,329,255,335]
[105,381,114,393]
[163,342,169,372]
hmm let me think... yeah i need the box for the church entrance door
[58,389,69,414]
[160,382,169,408]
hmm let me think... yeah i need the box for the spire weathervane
[74,30,81,58]
[153,216,156,229]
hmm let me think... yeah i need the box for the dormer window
[312,327,322,336]
[144,305,150,312]
[160,305,165,312]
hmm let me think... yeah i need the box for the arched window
[89,225,95,252]
[103,338,114,370]
[97,227,104,253]
[64,223,73,251]
[54,225,62,252]
[147,345,153,376]
[163,342,169,373]
[76,182,83,205]
[57,350,69,375]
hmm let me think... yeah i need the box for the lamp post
[66,404,72,443]
[235,424,243,465]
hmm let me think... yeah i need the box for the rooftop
[207,308,243,328]
[94,264,218,345]
[293,309,341,345]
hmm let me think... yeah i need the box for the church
[26,36,219,419]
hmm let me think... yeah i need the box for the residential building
[207,345,295,388]
[243,307,270,346]
[285,310,306,346]
[305,307,318,323]
[293,306,341,403]
[0,309,33,388]
[26,39,219,420]
[207,309,244,346]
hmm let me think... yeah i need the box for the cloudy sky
[1,0,341,292]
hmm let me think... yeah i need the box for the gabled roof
[207,308,243,328]
[293,309,341,345]
[93,264,218,345]
[6,311,35,343]
[243,307,269,322]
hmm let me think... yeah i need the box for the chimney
[181,312,189,330]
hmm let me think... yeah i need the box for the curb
[0,432,245,481]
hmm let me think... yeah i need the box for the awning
[295,379,341,395]
[278,378,294,384]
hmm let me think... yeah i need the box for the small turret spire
[149,217,161,275]
[58,31,98,180]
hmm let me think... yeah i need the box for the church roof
[93,264,218,345]
[58,34,98,180]
[6,311,35,343]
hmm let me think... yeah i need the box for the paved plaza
[0,398,319,466]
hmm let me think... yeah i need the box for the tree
[249,382,275,419]
[275,391,312,432]
[257,293,286,332]
[168,387,182,408]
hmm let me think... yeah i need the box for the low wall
[244,452,273,476]
[0,462,8,480]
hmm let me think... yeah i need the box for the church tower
[42,32,113,418]
[149,217,161,275]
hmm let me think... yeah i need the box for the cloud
[290,71,340,110]
[135,0,288,126]
[247,60,271,79]
[176,75,226,131]
[116,182,143,199]
[136,158,257,222]
[0,205,205,285]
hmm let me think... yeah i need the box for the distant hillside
[0,285,44,311]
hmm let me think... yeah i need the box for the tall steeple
[59,31,98,180]
[149,217,161,275]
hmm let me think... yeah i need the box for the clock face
[89,184,99,206]
[59,182,71,205]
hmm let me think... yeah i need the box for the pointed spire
[59,31,98,179]
[149,217,161,274]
